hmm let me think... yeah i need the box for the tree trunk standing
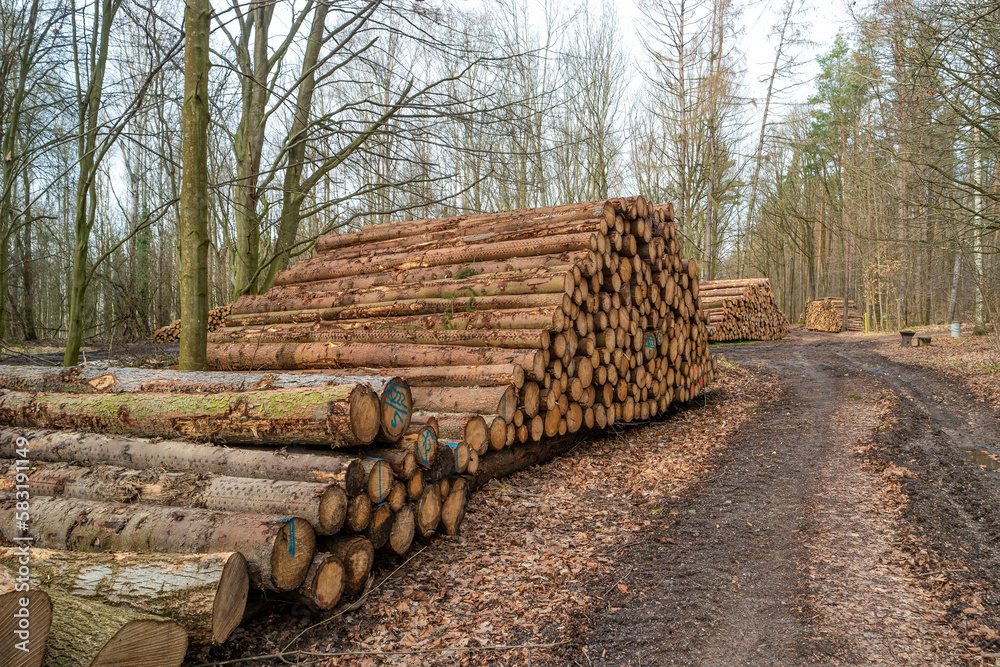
[947,247,962,323]
[0,0,41,342]
[231,3,275,299]
[179,0,212,371]
[19,144,37,341]
[64,0,120,366]
[266,1,328,290]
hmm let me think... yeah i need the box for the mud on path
[581,330,1000,665]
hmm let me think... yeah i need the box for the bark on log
[0,385,381,447]
[0,366,396,397]
[208,342,544,379]
[473,434,582,488]
[44,587,188,667]
[211,325,551,350]
[0,430,367,495]
[316,536,373,597]
[0,564,51,667]
[409,385,517,423]
[275,232,599,285]
[0,461,347,535]
[0,496,315,592]
[0,548,247,645]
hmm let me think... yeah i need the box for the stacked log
[210,196,717,443]
[0,197,716,658]
[699,278,789,342]
[153,305,232,343]
[804,297,864,332]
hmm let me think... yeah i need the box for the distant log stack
[153,305,232,343]
[804,297,863,332]
[699,279,789,342]
[0,197,717,660]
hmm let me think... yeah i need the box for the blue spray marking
[447,442,461,473]
[288,518,296,556]
[384,382,410,429]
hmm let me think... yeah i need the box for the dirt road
[582,330,1000,665]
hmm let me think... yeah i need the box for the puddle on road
[962,446,1000,471]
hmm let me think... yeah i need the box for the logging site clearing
[1,198,999,666]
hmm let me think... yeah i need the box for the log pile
[153,305,232,343]
[0,197,717,662]
[699,279,789,342]
[804,297,863,333]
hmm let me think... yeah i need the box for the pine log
[0,366,396,398]
[0,564,51,667]
[317,536,373,597]
[0,385,381,447]
[236,271,575,315]
[415,484,442,538]
[286,552,344,612]
[409,385,517,423]
[44,587,188,667]
[0,430,367,495]
[345,494,371,532]
[359,458,395,504]
[208,342,544,379]
[364,503,394,549]
[409,412,487,453]
[0,461,347,535]
[360,448,417,481]
[0,548,247,645]
[381,503,415,556]
[267,251,597,296]
[0,496,315,592]
[438,477,469,536]
[275,232,600,285]
[400,426,437,469]
[210,325,552,350]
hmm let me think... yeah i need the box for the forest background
[0,0,997,364]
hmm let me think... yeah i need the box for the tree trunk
[0,496,315,592]
[0,385,380,447]
[0,429,367,494]
[0,461,347,535]
[44,587,188,667]
[207,342,544,379]
[179,0,211,370]
[409,385,517,423]
[211,324,551,350]
[0,548,247,645]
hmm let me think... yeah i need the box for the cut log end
[383,504,415,556]
[270,518,317,591]
[299,553,345,611]
[318,485,348,535]
[96,619,189,667]
[416,484,442,538]
[348,387,381,445]
[438,477,468,536]
[379,378,412,442]
[0,589,51,667]
[212,552,250,644]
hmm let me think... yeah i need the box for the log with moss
[0,547,247,645]
[0,496,315,592]
[44,587,188,667]
[0,385,381,447]
[0,429,367,494]
[0,564,51,667]
[0,461,347,535]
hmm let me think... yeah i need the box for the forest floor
[191,328,1000,666]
